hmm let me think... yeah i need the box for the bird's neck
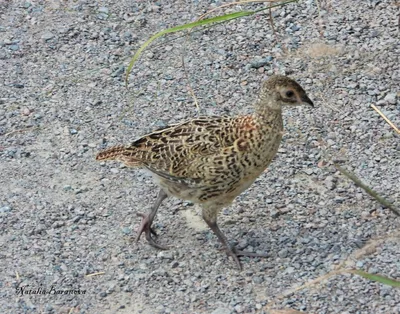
[253,99,283,126]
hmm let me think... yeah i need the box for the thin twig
[3,126,42,137]
[268,6,277,41]
[334,164,399,216]
[181,53,201,114]
[196,0,281,22]
[319,94,343,113]
[266,2,289,53]
[371,104,400,134]
[85,272,105,277]
[314,0,324,38]
[264,269,342,311]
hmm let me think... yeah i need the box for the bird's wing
[119,116,249,186]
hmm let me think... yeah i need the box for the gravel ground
[1,0,399,313]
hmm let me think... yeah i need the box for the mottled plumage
[97,75,314,269]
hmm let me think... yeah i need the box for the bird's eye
[285,90,294,98]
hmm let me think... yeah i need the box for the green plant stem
[347,269,400,287]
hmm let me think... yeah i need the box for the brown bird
[96,75,313,269]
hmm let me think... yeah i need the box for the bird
[96,75,314,269]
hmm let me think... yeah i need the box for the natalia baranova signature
[16,284,86,295]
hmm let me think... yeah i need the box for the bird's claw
[136,212,168,250]
[224,246,269,270]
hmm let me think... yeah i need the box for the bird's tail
[96,145,142,167]
[96,145,126,161]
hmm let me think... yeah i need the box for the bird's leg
[203,216,242,269]
[202,207,268,270]
[136,189,168,250]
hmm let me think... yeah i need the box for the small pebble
[41,32,55,41]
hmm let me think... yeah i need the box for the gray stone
[157,251,174,260]
[111,65,124,77]
[41,32,55,41]
[252,276,264,284]
[211,307,231,314]
[121,227,131,235]
[278,248,289,258]
[249,56,273,69]
[384,93,397,105]
[0,206,11,213]
[98,7,109,14]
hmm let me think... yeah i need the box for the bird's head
[259,75,314,108]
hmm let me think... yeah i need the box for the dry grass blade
[3,126,42,137]
[334,164,399,216]
[269,310,306,314]
[181,48,200,114]
[314,0,324,37]
[196,0,282,21]
[348,269,400,287]
[319,94,343,113]
[85,271,105,277]
[268,6,277,42]
[371,104,400,134]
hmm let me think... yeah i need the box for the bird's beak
[301,95,314,107]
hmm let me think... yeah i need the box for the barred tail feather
[96,145,126,161]
[96,145,142,167]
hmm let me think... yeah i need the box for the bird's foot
[224,246,269,270]
[136,212,168,250]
